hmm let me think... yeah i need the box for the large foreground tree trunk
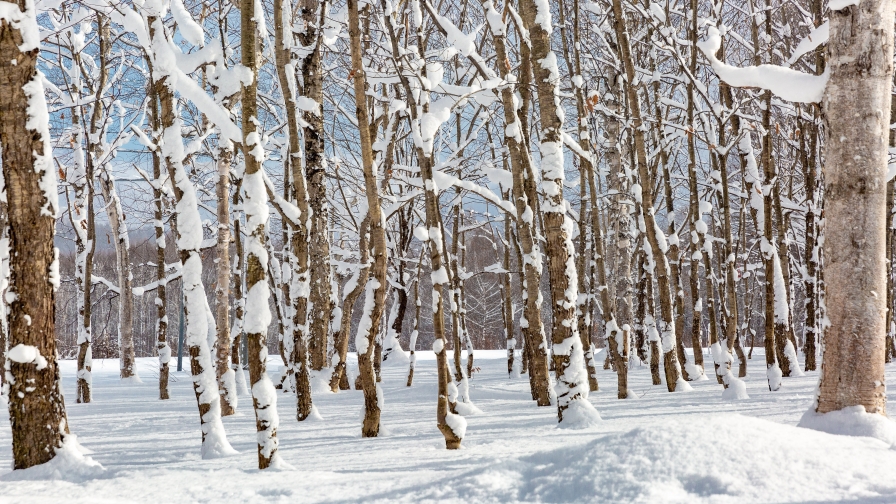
[1,0,70,469]
[815,0,894,416]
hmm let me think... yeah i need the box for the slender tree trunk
[231,180,247,392]
[99,170,138,381]
[215,145,235,415]
[330,218,370,392]
[148,13,234,460]
[407,247,423,386]
[147,81,170,400]
[815,0,893,416]
[299,0,333,372]
[502,212,515,376]
[347,0,387,438]
[71,65,95,403]
[478,0,551,405]
[241,0,280,467]
[610,0,684,391]
[273,0,314,422]
[559,0,600,393]
[684,0,705,379]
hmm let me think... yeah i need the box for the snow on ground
[1,348,895,503]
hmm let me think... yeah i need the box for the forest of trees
[0,0,894,472]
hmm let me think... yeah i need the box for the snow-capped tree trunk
[815,0,894,416]
[586,129,627,398]
[449,199,472,403]
[407,250,423,386]
[1,0,70,468]
[273,0,314,421]
[773,184,800,373]
[450,202,465,381]
[99,170,138,381]
[802,0,824,372]
[240,0,280,467]
[459,234,474,379]
[559,0,599,393]
[606,71,635,389]
[231,180,246,392]
[151,99,170,399]
[298,0,333,373]
[759,89,787,389]
[610,0,684,392]
[479,0,551,406]
[347,0,387,438]
[329,217,369,392]
[684,4,705,379]
[145,9,235,459]
[519,0,596,422]
[803,108,821,371]
[215,145,235,415]
[654,76,688,382]
[714,78,742,385]
[502,212,515,376]
[70,54,95,403]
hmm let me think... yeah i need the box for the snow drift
[414,414,896,503]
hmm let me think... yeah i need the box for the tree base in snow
[2,435,104,482]
[798,406,896,447]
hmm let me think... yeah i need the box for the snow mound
[416,414,896,503]
[684,362,708,381]
[557,398,601,429]
[798,405,896,447]
[310,369,335,395]
[673,378,693,392]
[381,349,410,367]
[305,404,325,422]
[2,435,105,483]
[454,400,483,416]
[720,376,749,400]
[119,374,143,385]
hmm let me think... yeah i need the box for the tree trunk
[272,0,314,421]
[215,146,235,415]
[519,0,596,422]
[99,169,137,381]
[559,0,600,393]
[148,13,234,460]
[407,247,423,386]
[330,218,370,392]
[299,0,333,372]
[478,0,551,405]
[241,0,280,467]
[231,179,247,392]
[815,0,893,416]
[1,1,70,468]
[347,0,387,438]
[610,0,684,391]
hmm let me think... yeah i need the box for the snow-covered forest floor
[2,350,895,503]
